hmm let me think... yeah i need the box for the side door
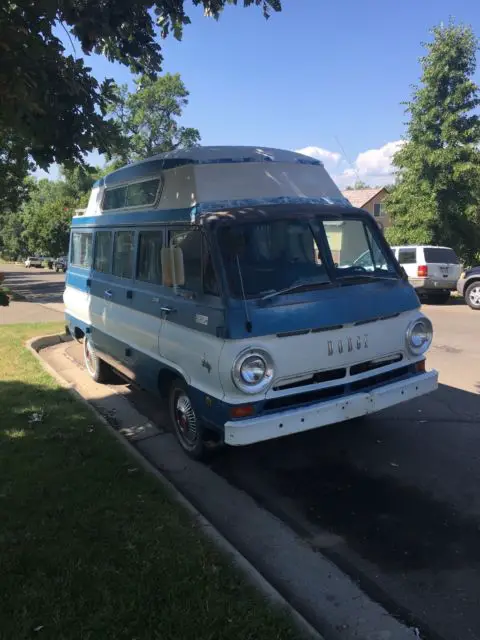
[101,228,136,368]
[158,225,225,396]
[89,229,113,352]
[127,227,168,390]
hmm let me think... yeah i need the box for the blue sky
[38,0,480,187]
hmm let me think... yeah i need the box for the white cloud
[355,140,404,178]
[334,140,405,188]
[295,140,404,189]
[295,146,341,165]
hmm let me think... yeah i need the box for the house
[341,187,390,230]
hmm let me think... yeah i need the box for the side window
[94,231,113,274]
[70,232,93,268]
[126,179,161,207]
[137,230,164,284]
[112,231,135,279]
[103,186,127,211]
[398,249,417,265]
[166,227,220,296]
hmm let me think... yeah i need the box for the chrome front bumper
[224,370,438,446]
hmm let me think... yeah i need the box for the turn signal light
[230,405,254,419]
[415,360,426,373]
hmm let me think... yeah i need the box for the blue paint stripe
[72,207,196,227]
[73,197,353,227]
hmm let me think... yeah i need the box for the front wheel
[465,282,480,310]
[84,336,111,383]
[168,379,207,460]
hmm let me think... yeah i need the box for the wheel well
[73,326,85,342]
[466,277,480,289]
[157,367,184,399]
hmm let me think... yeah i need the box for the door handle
[104,289,113,299]
[160,306,175,314]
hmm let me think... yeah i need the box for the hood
[226,279,419,339]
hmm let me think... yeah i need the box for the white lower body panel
[224,370,438,446]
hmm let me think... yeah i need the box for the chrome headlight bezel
[405,316,433,356]
[231,349,275,394]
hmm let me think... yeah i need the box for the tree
[345,180,371,190]
[108,74,201,162]
[0,1,280,171]
[386,22,480,263]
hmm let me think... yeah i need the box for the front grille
[350,353,403,376]
[263,365,414,413]
[350,366,410,392]
[273,367,346,391]
[264,384,346,412]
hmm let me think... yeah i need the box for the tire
[465,281,480,310]
[83,335,112,383]
[168,378,207,460]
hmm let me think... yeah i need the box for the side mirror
[400,266,408,281]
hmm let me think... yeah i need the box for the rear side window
[398,249,417,264]
[423,248,459,264]
[71,232,93,268]
[94,231,112,273]
[103,187,127,211]
[137,231,164,284]
[103,179,161,211]
[113,231,135,278]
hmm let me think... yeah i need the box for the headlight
[232,349,274,394]
[405,317,433,356]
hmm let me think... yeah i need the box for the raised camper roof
[80,146,351,220]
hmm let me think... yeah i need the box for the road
[0,264,65,324]
[3,264,480,640]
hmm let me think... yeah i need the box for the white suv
[25,256,43,268]
[391,245,462,303]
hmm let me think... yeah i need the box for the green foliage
[345,180,371,190]
[0,1,280,200]
[386,22,480,263]
[0,168,98,260]
[107,74,201,162]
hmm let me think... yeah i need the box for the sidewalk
[0,300,64,325]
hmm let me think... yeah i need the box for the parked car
[457,265,480,310]
[53,256,67,273]
[390,245,462,303]
[25,256,43,268]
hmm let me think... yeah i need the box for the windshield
[217,215,398,299]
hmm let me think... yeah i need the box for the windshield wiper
[260,277,332,301]
[336,272,399,283]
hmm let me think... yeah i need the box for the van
[64,146,438,459]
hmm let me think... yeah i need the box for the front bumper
[224,370,438,446]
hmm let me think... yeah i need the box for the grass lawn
[0,324,302,640]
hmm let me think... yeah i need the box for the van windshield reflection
[217,216,398,299]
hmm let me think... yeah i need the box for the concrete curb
[26,334,322,640]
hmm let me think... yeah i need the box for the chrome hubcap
[174,393,197,446]
[469,286,480,306]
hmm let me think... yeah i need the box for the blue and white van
[64,146,438,459]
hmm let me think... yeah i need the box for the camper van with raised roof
[64,146,438,459]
